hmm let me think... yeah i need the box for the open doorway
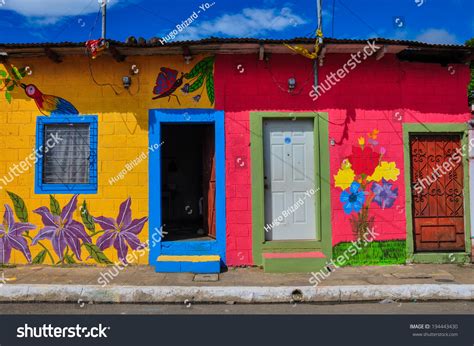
[161,124,216,242]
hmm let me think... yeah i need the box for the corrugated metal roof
[0,37,471,49]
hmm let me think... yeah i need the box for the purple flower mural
[0,205,36,263]
[94,198,148,264]
[371,179,399,209]
[32,195,91,261]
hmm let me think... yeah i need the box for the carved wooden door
[410,134,465,252]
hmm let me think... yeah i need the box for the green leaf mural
[64,254,76,264]
[84,243,113,264]
[206,76,215,105]
[49,195,61,216]
[189,74,205,93]
[0,64,27,105]
[6,191,28,222]
[32,250,47,264]
[81,200,95,233]
[183,56,215,105]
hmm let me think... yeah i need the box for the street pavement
[0,301,473,314]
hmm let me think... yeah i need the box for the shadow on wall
[2,54,216,132]
[214,53,471,115]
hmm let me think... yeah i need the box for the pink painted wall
[215,53,471,266]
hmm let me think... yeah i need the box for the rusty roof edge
[0,37,472,50]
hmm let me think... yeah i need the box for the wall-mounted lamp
[130,64,139,75]
[288,77,296,92]
[183,46,193,65]
[122,76,132,89]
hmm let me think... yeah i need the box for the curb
[0,284,473,303]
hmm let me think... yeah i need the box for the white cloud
[415,28,458,44]
[0,0,118,25]
[176,7,307,40]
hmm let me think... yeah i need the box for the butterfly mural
[152,56,215,105]
[152,67,185,104]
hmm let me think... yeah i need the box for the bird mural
[21,83,79,116]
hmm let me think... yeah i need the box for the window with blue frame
[35,115,98,194]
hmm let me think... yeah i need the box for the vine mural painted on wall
[334,129,400,238]
[152,56,215,105]
[0,65,27,104]
[0,192,148,265]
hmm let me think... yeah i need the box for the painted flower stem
[23,234,55,264]
[88,229,105,238]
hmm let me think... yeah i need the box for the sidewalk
[0,264,472,303]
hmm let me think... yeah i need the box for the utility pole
[101,0,107,40]
[317,0,323,43]
[314,0,323,88]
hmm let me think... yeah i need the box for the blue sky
[0,0,472,44]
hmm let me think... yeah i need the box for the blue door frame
[148,109,226,267]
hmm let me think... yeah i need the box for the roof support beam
[183,46,193,64]
[375,45,387,60]
[44,48,62,63]
[259,44,265,61]
[109,46,126,62]
[0,52,7,64]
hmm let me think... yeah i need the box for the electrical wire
[331,0,336,37]
[50,0,96,41]
[336,0,381,37]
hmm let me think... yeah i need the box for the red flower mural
[347,145,379,177]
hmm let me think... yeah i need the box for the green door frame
[250,112,332,266]
[403,123,472,263]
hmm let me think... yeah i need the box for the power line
[336,0,381,37]
[331,0,336,37]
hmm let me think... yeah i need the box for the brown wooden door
[202,126,216,238]
[410,134,465,252]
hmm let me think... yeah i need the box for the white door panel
[263,119,316,241]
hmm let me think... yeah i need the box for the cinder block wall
[0,54,214,265]
[215,53,471,266]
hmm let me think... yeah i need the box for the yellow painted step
[157,255,220,263]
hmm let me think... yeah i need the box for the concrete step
[155,255,221,273]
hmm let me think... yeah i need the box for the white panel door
[263,119,316,241]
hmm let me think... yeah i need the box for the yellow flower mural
[334,160,356,190]
[368,161,400,182]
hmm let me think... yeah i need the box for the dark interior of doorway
[161,124,216,242]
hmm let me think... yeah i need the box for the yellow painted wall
[0,53,214,265]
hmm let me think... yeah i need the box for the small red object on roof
[85,39,109,59]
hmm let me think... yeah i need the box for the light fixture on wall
[183,46,193,65]
[130,64,139,75]
[288,77,296,92]
[122,76,132,89]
